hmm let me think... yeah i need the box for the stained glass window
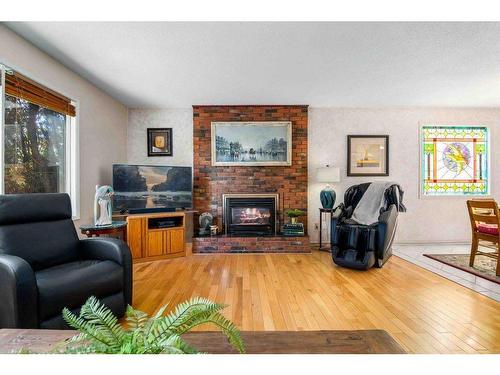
[421,126,489,196]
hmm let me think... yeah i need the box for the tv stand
[128,207,176,214]
[113,212,186,263]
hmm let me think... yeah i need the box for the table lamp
[316,165,341,209]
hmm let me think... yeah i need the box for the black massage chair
[331,183,406,270]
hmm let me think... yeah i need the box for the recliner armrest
[378,204,398,225]
[0,254,38,328]
[331,204,343,219]
[376,204,398,257]
[79,238,131,266]
[79,238,133,306]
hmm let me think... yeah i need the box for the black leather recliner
[331,183,406,270]
[0,193,133,329]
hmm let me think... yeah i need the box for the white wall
[126,108,499,245]
[0,25,128,225]
[9,23,499,244]
[308,108,500,244]
[127,109,192,166]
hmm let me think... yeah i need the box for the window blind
[4,71,76,117]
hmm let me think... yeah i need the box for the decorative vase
[320,185,336,209]
[290,217,297,224]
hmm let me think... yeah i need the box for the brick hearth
[193,235,310,254]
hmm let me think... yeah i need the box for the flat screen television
[112,164,192,213]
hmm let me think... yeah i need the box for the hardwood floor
[133,249,500,354]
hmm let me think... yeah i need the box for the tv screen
[112,164,192,212]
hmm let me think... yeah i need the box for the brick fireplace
[192,105,309,253]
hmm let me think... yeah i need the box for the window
[0,66,78,215]
[420,125,490,196]
[4,95,67,193]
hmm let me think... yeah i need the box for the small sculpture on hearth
[199,212,213,236]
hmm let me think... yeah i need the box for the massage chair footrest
[331,247,376,270]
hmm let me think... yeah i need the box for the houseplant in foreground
[60,296,245,354]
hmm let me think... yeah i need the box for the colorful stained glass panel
[421,126,489,196]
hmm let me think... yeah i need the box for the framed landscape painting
[211,122,292,166]
[420,125,489,196]
[347,135,389,176]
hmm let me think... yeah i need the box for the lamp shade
[316,166,341,183]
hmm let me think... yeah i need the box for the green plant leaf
[126,305,149,331]
[176,312,245,354]
[60,296,244,354]
[285,209,304,217]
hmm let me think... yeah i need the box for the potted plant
[55,296,244,354]
[285,208,304,224]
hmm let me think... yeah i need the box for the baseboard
[394,240,469,246]
[310,240,470,245]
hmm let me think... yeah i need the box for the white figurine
[94,185,114,226]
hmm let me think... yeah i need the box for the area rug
[423,253,499,285]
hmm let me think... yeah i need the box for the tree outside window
[4,94,67,194]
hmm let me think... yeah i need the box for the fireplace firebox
[223,193,278,236]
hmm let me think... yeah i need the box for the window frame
[0,64,80,219]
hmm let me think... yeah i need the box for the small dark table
[79,221,127,242]
[319,208,334,251]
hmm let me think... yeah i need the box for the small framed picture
[147,128,172,157]
[347,135,389,176]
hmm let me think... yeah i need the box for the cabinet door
[168,228,185,254]
[146,231,165,257]
[127,217,143,259]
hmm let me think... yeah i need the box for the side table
[319,208,333,252]
[79,221,127,242]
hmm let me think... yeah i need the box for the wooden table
[0,329,405,354]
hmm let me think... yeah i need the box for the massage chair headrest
[343,183,406,214]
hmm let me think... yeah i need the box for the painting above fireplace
[212,122,292,166]
[223,193,279,236]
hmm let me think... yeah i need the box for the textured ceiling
[5,22,500,108]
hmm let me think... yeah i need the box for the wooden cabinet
[118,212,186,263]
[168,228,185,254]
[145,231,164,257]
[127,217,144,259]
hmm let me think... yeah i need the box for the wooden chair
[466,199,500,276]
